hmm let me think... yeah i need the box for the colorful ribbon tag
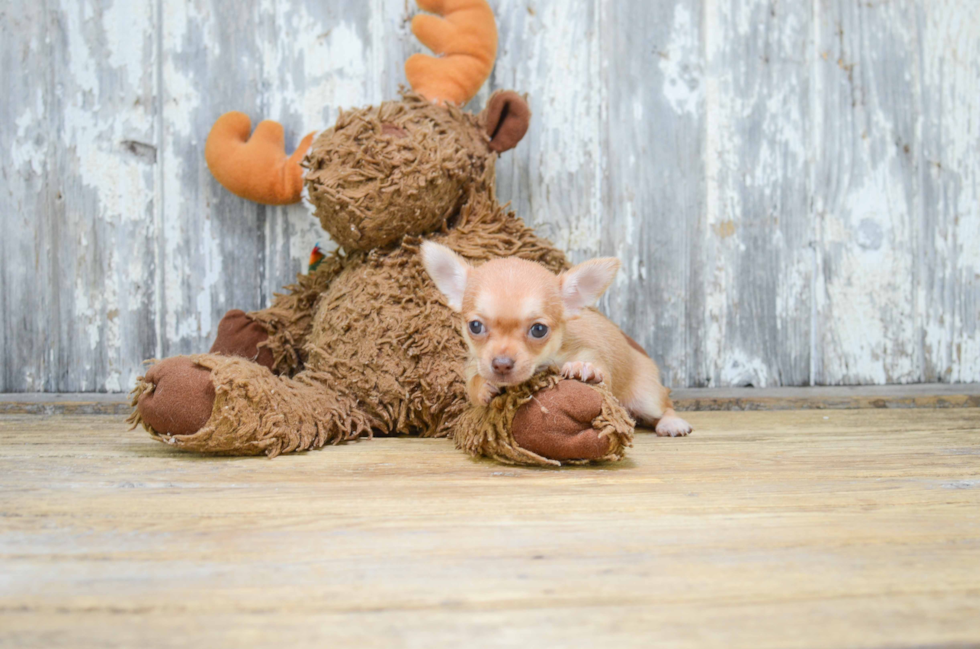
[309,242,326,273]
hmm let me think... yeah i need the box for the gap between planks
[1,383,978,415]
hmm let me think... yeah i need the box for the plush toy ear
[421,242,471,311]
[482,90,531,153]
[560,258,621,316]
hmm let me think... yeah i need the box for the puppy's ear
[421,242,471,311]
[560,258,621,316]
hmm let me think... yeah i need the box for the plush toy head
[304,90,529,251]
[205,0,532,251]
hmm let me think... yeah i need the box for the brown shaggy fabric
[304,91,491,251]
[132,91,636,464]
[209,310,274,369]
[247,254,348,375]
[129,357,215,437]
[455,372,634,467]
[299,169,567,441]
[131,170,573,455]
[132,354,374,457]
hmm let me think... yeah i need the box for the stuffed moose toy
[130,0,649,466]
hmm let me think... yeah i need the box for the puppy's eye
[468,321,485,335]
[529,323,549,339]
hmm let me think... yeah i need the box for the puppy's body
[558,308,650,406]
[422,244,692,437]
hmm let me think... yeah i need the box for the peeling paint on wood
[1,0,979,391]
[813,0,921,385]
[700,0,812,388]
[598,0,703,389]
[919,2,980,383]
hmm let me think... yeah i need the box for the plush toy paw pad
[209,309,274,369]
[561,361,603,384]
[655,415,692,437]
[512,380,612,461]
[137,357,216,437]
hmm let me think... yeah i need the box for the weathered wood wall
[2,0,978,392]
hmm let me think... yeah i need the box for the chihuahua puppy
[421,242,692,437]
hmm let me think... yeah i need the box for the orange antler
[204,112,315,205]
[405,0,498,106]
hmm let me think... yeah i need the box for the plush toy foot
[135,357,215,437]
[209,309,274,369]
[455,373,634,466]
[130,354,374,456]
[512,380,612,461]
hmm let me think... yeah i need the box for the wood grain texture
[599,0,703,389]
[156,0,267,362]
[919,2,980,383]
[2,409,979,647]
[812,0,921,384]
[3,383,980,415]
[701,0,812,387]
[1,0,158,392]
[670,382,980,411]
[490,0,604,259]
[2,0,979,391]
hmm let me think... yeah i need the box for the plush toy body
[130,1,642,465]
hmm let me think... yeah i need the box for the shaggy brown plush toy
[130,0,641,466]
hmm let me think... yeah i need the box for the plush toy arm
[205,112,315,205]
[454,373,634,467]
[246,253,346,374]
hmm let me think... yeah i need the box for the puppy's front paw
[561,361,604,384]
[475,382,501,406]
[655,415,692,437]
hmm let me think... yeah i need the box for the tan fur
[421,245,693,437]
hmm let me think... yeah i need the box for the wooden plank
[699,0,812,387]
[0,1,158,392]
[377,0,422,101]
[0,393,132,416]
[598,0,703,389]
[1,409,979,647]
[157,0,271,360]
[672,382,980,411]
[811,0,922,384]
[0,3,48,393]
[919,2,980,382]
[4,383,980,415]
[488,0,604,263]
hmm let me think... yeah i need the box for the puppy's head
[421,242,620,386]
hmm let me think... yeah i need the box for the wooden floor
[1,409,979,648]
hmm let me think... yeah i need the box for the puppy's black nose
[492,357,515,373]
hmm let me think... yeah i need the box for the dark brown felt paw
[137,357,215,436]
[209,309,274,369]
[512,380,612,461]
